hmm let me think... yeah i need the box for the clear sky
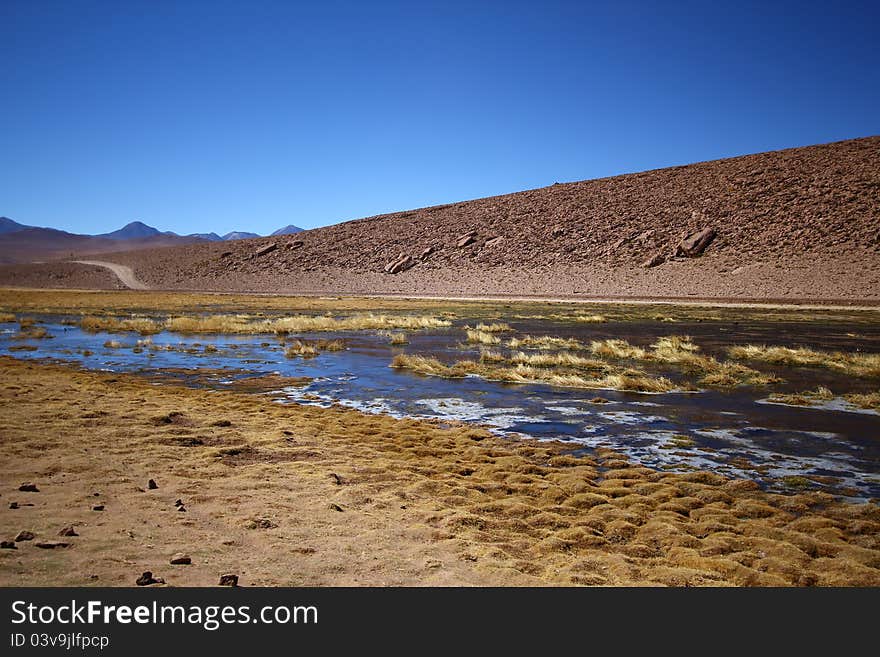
[1,1,878,236]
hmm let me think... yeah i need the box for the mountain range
[0,218,302,264]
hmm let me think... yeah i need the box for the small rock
[328,503,344,512]
[59,526,78,537]
[484,236,503,247]
[551,226,565,237]
[643,252,666,268]
[148,479,158,490]
[14,530,35,542]
[170,553,192,565]
[92,504,104,511]
[177,506,186,512]
[419,246,435,259]
[287,240,304,250]
[136,571,163,586]
[18,483,39,492]
[385,255,415,275]
[255,243,277,257]
[456,234,476,248]
[329,473,343,485]
[219,574,239,587]
[1,541,17,549]
[9,502,18,509]
[35,541,70,549]
[174,499,184,507]
[220,251,233,258]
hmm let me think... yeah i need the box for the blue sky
[1,1,878,236]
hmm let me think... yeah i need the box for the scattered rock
[635,229,655,242]
[174,499,184,507]
[211,419,232,427]
[385,254,415,274]
[170,553,192,565]
[148,479,158,490]
[255,243,277,257]
[177,506,186,512]
[612,237,629,250]
[14,530,35,542]
[92,504,104,511]
[220,251,233,258]
[35,541,70,549]
[675,227,716,257]
[329,473,343,485]
[219,574,239,587]
[484,236,503,247]
[456,234,476,248]
[58,526,78,537]
[287,240,304,250]
[1,541,17,549]
[18,482,39,492]
[328,503,344,512]
[643,252,666,268]
[419,246,435,259]
[8,502,18,509]
[551,226,565,237]
[245,518,277,530]
[136,571,163,586]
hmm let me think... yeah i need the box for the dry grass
[474,322,512,332]
[509,351,609,372]
[285,339,346,359]
[2,357,879,587]
[768,387,835,407]
[0,312,15,323]
[391,354,675,393]
[590,339,647,360]
[389,333,409,345]
[729,344,880,379]
[572,314,607,323]
[81,315,163,335]
[13,326,50,340]
[466,329,501,345]
[103,340,124,349]
[508,335,586,351]
[845,391,880,411]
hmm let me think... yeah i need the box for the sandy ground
[72,261,147,290]
[1,357,878,587]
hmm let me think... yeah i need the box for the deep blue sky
[2,1,878,236]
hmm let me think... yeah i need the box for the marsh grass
[768,387,835,407]
[388,333,409,345]
[285,338,346,359]
[466,329,501,345]
[590,339,646,360]
[103,340,123,349]
[508,335,586,351]
[0,312,15,323]
[390,354,675,393]
[13,326,50,340]
[474,322,512,332]
[81,315,163,335]
[844,391,880,411]
[729,344,880,379]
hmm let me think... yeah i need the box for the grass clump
[728,344,880,379]
[285,339,346,359]
[388,333,409,345]
[572,314,607,323]
[390,354,674,393]
[509,351,609,372]
[475,322,512,332]
[466,329,501,345]
[767,387,835,407]
[13,326,50,340]
[81,315,163,335]
[590,339,647,360]
[844,391,880,411]
[169,313,452,334]
[0,312,15,323]
[103,340,123,349]
[508,335,586,351]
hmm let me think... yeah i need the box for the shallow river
[3,315,879,501]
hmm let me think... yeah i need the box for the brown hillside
[2,136,879,301]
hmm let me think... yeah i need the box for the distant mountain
[222,231,261,240]
[189,232,223,241]
[270,224,304,236]
[97,221,162,240]
[0,217,31,235]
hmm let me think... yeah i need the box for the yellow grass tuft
[81,315,163,335]
[590,339,647,360]
[475,322,512,332]
[508,335,586,351]
[768,387,834,406]
[388,332,409,345]
[466,329,501,345]
[0,312,15,323]
[285,338,347,359]
[843,391,880,411]
[729,344,880,379]
[572,314,607,323]
[509,351,609,372]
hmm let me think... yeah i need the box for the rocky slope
[1,136,878,301]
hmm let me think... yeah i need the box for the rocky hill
[2,136,878,301]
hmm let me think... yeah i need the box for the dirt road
[73,260,148,290]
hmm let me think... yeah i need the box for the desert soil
[0,136,877,302]
[2,357,878,587]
